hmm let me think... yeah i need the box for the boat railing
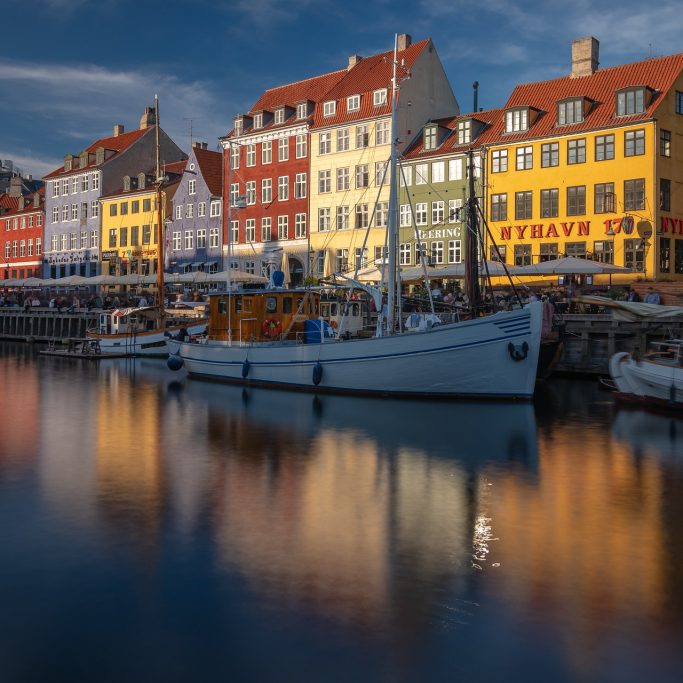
[403,311,460,331]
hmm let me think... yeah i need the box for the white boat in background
[609,340,683,408]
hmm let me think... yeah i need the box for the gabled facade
[168,143,223,274]
[42,107,185,278]
[1,190,44,280]
[484,37,683,281]
[221,69,346,285]
[308,35,458,278]
[99,161,184,277]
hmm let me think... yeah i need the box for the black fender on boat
[508,341,529,362]
[167,354,184,371]
[312,362,323,386]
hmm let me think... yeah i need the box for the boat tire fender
[242,359,250,379]
[508,341,529,362]
[167,354,184,371]
[312,362,323,386]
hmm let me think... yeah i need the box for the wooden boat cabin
[208,289,332,343]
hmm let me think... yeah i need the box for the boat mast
[465,148,481,315]
[155,94,165,315]
[386,35,400,334]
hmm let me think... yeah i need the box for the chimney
[8,177,22,198]
[139,106,157,130]
[397,34,412,51]
[113,124,125,137]
[348,55,362,70]
[33,192,40,208]
[192,141,208,150]
[571,36,599,78]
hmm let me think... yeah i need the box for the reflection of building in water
[484,425,676,676]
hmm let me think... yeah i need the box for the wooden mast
[154,95,165,316]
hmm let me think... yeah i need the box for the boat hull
[168,303,542,399]
[89,321,207,357]
[609,351,683,407]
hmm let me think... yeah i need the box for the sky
[1,0,680,180]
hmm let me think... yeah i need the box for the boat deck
[39,338,131,360]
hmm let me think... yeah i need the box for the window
[233,119,243,136]
[399,243,412,265]
[660,178,671,211]
[262,178,272,204]
[431,161,444,183]
[661,129,672,157]
[624,178,645,210]
[12,240,17,257]
[516,146,533,170]
[336,248,348,272]
[80,203,87,221]
[415,163,428,184]
[131,226,139,245]
[539,243,558,262]
[449,199,463,223]
[52,181,59,198]
[210,200,221,217]
[540,189,559,218]
[61,179,68,195]
[400,165,413,186]
[457,120,471,144]
[186,203,195,217]
[295,134,307,158]
[246,144,256,166]
[558,98,584,125]
[245,219,255,242]
[262,141,272,164]
[295,213,306,239]
[492,149,507,173]
[337,167,350,191]
[62,205,69,222]
[660,237,671,273]
[415,202,428,226]
[374,245,388,264]
[319,170,331,193]
[131,200,139,214]
[175,205,182,219]
[323,101,336,117]
[625,129,645,156]
[295,173,307,199]
[319,132,332,155]
[172,231,181,250]
[246,181,256,205]
[278,176,289,201]
[50,234,58,252]
[594,240,614,265]
[210,227,219,247]
[318,207,331,231]
[71,177,77,194]
[297,103,307,119]
[595,183,615,213]
[355,164,369,188]
[274,108,285,125]
[616,88,645,116]
[375,161,388,186]
[347,95,360,112]
[261,217,272,241]
[505,108,528,133]
[355,204,369,229]
[567,186,586,215]
[515,191,532,220]
[108,229,117,248]
[595,134,615,161]
[278,138,289,162]
[567,138,586,164]
[188,179,196,195]
[143,198,151,212]
[491,194,507,221]
[109,204,117,217]
[356,125,369,148]
[198,202,206,217]
[90,231,97,248]
[337,127,349,152]
[185,230,194,249]
[19,240,25,257]
[431,241,444,264]
[424,126,437,150]
[514,244,532,266]
[120,202,128,216]
[52,207,58,223]
[375,202,388,227]
[541,142,559,168]
[81,175,89,192]
[28,239,33,256]
[677,91,683,115]
[448,240,462,264]
[432,201,444,225]
[230,221,238,243]
[373,89,387,106]
[194,228,206,249]
[565,242,586,258]
[399,205,412,227]
[278,215,288,240]
[336,206,349,230]
[375,120,390,145]
[142,225,151,245]
[231,145,240,169]
[253,113,263,129]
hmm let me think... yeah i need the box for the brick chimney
[571,36,599,78]
[113,124,125,137]
[192,141,208,150]
[397,34,412,51]
[348,55,362,70]
[8,176,22,198]
[139,106,157,129]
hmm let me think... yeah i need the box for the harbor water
[1,343,682,682]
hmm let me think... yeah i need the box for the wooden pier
[0,308,99,342]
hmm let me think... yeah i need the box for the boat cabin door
[99,313,112,334]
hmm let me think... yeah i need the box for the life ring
[330,320,338,329]
[262,318,282,338]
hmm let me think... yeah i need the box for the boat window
[218,300,227,315]
[266,297,277,313]
[283,298,292,314]
[296,298,303,313]
[351,303,359,316]
[242,297,251,312]
[331,303,337,316]
[320,303,329,316]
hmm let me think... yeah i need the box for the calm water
[1,344,682,683]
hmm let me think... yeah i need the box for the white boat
[166,36,542,398]
[609,340,683,408]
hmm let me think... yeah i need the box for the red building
[1,190,45,280]
[222,69,345,284]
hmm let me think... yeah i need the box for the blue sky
[1,0,680,179]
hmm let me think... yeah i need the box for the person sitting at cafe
[644,287,660,304]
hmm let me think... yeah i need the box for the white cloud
[0,150,62,179]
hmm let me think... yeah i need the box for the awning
[191,262,204,268]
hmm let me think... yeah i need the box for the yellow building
[99,163,183,277]
[308,36,458,277]
[485,38,683,284]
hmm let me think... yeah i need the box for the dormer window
[505,107,529,133]
[297,102,308,119]
[274,108,285,125]
[323,100,336,117]
[234,118,243,136]
[373,89,387,106]
[64,155,73,172]
[616,87,646,116]
[347,95,360,112]
[558,98,584,125]
[138,173,146,190]
[457,120,471,144]
[424,126,437,150]
[253,113,263,129]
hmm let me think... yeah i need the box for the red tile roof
[44,127,150,179]
[192,147,222,197]
[312,39,430,128]
[486,52,683,144]
[0,194,19,212]
[0,192,44,217]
